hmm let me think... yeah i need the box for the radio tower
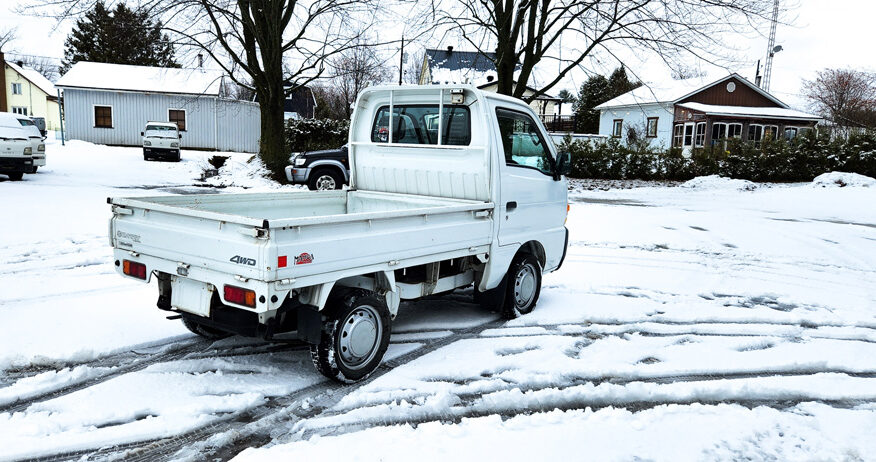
[762,0,781,92]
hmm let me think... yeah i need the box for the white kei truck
[108,85,571,382]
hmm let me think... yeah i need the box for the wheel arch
[307,160,349,182]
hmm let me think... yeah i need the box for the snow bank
[812,172,875,188]
[681,175,758,191]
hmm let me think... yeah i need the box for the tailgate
[109,198,270,281]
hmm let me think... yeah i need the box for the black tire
[500,253,542,319]
[175,152,181,162]
[28,166,38,174]
[310,292,392,383]
[6,172,24,181]
[307,168,344,191]
[144,155,150,161]
[181,316,231,340]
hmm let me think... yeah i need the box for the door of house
[682,122,695,158]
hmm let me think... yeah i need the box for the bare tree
[443,0,775,103]
[330,42,390,118]
[16,55,61,81]
[0,26,16,52]
[403,49,425,84]
[803,68,876,129]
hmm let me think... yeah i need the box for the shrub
[285,118,349,154]
[558,129,876,182]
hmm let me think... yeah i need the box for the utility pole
[399,36,404,85]
[762,0,780,91]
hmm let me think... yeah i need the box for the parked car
[108,85,571,382]
[285,145,349,190]
[0,126,35,181]
[0,112,45,173]
[141,121,181,162]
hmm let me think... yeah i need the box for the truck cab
[109,85,571,382]
[0,126,35,181]
[141,122,182,162]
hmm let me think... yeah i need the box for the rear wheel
[500,253,542,319]
[181,316,231,340]
[308,168,343,191]
[310,292,392,383]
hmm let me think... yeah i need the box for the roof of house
[595,73,787,109]
[476,81,560,101]
[6,60,57,96]
[56,62,224,96]
[677,102,820,121]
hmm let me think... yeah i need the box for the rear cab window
[495,108,554,175]
[371,105,471,146]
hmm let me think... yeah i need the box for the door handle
[506,201,517,211]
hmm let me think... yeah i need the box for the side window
[169,109,187,131]
[11,83,22,95]
[495,108,554,176]
[94,105,113,128]
[612,119,623,137]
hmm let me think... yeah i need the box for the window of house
[168,109,187,131]
[371,104,471,145]
[764,125,779,141]
[646,117,658,138]
[694,122,706,147]
[784,127,798,141]
[748,124,764,146]
[11,83,22,95]
[683,124,694,147]
[11,106,28,115]
[495,108,554,176]
[673,124,684,146]
[94,105,113,128]
[727,123,743,138]
[711,122,727,146]
[612,119,623,138]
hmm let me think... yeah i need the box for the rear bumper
[284,165,309,183]
[0,156,33,172]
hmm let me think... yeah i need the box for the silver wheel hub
[338,305,381,369]
[513,263,537,308]
[316,175,336,190]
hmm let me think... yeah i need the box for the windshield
[146,125,176,132]
[17,119,35,126]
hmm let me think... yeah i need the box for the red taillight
[224,285,256,308]
[123,260,147,279]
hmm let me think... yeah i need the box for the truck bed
[109,189,494,288]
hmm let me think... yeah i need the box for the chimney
[0,52,7,112]
[16,60,23,67]
[446,46,453,54]
[197,53,204,68]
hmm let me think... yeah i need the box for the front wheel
[501,253,542,319]
[310,292,392,383]
[6,172,23,181]
[307,168,343,191]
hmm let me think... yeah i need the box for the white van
[141,121,182,162]
[0,112,45,173]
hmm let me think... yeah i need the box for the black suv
[285,145,350,190]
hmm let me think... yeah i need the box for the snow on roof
[6,61,57,96]
[677,102,820,120]
[595,73,786,109]
[56,62,224,96]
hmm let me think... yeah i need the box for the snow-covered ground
[0,141,874,461]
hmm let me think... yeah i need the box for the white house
[56,62,261,152]
[595,73,820,155]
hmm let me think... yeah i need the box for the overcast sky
[1,0,873,110]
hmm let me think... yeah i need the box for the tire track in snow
[33,319,509,462]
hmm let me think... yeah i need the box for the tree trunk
[257,81,287,181]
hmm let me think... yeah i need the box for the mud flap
[296,305,323,344]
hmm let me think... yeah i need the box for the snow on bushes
[811,172,876,188]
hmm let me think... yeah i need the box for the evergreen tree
[574,67,642,134]
[61,1,178,75]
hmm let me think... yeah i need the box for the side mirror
[140,131,144,136]
[555,151,572,178]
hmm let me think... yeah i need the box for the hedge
[558,130,876,182]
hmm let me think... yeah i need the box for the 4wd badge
[294,253,314,265]
[230,255,256,266]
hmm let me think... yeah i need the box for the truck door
[492,106,566,248]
